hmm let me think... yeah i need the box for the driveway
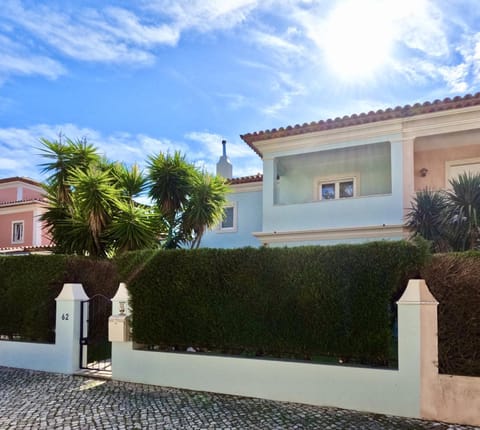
[0,367,477,429]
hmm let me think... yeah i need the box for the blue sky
[1,0,480,181]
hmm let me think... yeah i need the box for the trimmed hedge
[120,241,427,364]
[0,255,119,343]
[421,252,480,376]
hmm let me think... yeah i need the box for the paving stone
[0,366,478,429]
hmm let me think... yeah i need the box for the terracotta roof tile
[228,173,263,185]
[240,93,480,157]
[0,176,42,187]
[0,198,45,207]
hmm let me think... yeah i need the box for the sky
[1,0,480,182]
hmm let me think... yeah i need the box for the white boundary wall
[110,280,433,419]
[0,283,87,374]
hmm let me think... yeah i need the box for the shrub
[122,241,427,365]
[0,255,119,343]
[421,252,480,376]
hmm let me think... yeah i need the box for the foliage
[39,137,161,257]
[147,151,228,249]
[406,172,480,252]
[122,241,428,365]
[0,255,120,343]
[421,252,480,376]
[40,139,229,254]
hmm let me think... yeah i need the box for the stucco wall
[0,188,17,203]
[200,189,262,249]
[23,187,43,200]
[414,143,480,190]
[275,142,391,205]
[262,140,404,234]
[0,210,34,247]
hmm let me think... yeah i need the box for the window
[446,158,480,188]
[219,203,237,232]
[318,178,356,200]
[12,221,24,244]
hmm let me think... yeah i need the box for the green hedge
[421,252,480,376]
[0,255,67,342]
[120,241,427,364]
[0,256,119,343]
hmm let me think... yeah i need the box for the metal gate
[80,294,112,371]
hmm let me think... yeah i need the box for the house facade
[0,177,52,253]
[201,94,480,248]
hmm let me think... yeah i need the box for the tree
[147,151,228,249]
[405,188,449,252]
[445,172,480,251]
[406,172,480,252]
[39,138,161,257]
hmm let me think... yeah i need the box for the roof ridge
[228,173,263,185]
[241,92,480,157]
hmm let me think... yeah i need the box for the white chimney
[216,139,233,179]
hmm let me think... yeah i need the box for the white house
[201,94,480,248]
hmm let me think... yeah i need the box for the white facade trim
[229,182,262,193]
[253,224,405,245]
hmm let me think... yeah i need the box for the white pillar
[110,282,133,378]
[396,279,439,418]
[54,283,89,373]
[111,282,130,316]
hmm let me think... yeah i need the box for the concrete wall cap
[112,282,129,302]
[397,279,439,305]
[55,283,89,301]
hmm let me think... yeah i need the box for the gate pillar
[111,282,130,316]
[55,283,89,374]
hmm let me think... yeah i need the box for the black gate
[80,294,112,371]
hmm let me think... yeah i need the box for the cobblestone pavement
[0,367,478,430]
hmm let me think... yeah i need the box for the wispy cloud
[144,0,261,32]
[185,131,262,178]
[0,124,262,180]
[261,72,306,116]
[2,2,160,65]
[0,34,65,82]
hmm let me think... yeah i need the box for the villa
[201,94,480,248]
[0,177,52,254]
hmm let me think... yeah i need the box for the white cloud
[261,72,306,115]
[2,2,157,65]
[0,34,65,81]
[0,124,263,181]
[185,131,262,178]
[144,0,261,32]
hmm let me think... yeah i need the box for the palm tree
[406,172,480,252]
[445,172,480,251]
[147,151,229,249]
[183,173,228,248]
[38,137,99,206]
[39,137,161,256]
[405,188,449,252]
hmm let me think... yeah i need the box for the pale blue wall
[200,189,262,248]
[268,236,405,248]
[263,138,404,233]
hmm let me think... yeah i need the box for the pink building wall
[414,144,480,191]
[0,188,18,203]
[0,178,50,249]
[23,187,43,200]
[0,210,34,248]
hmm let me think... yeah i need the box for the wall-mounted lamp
[419,167,429,177]
[276,174,280,181]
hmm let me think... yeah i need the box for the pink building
[0,177,52,253]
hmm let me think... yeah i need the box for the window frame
[218,202,237,233]
[11,220,25,244]
[314,175,358,201]
[445,158,480,188]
